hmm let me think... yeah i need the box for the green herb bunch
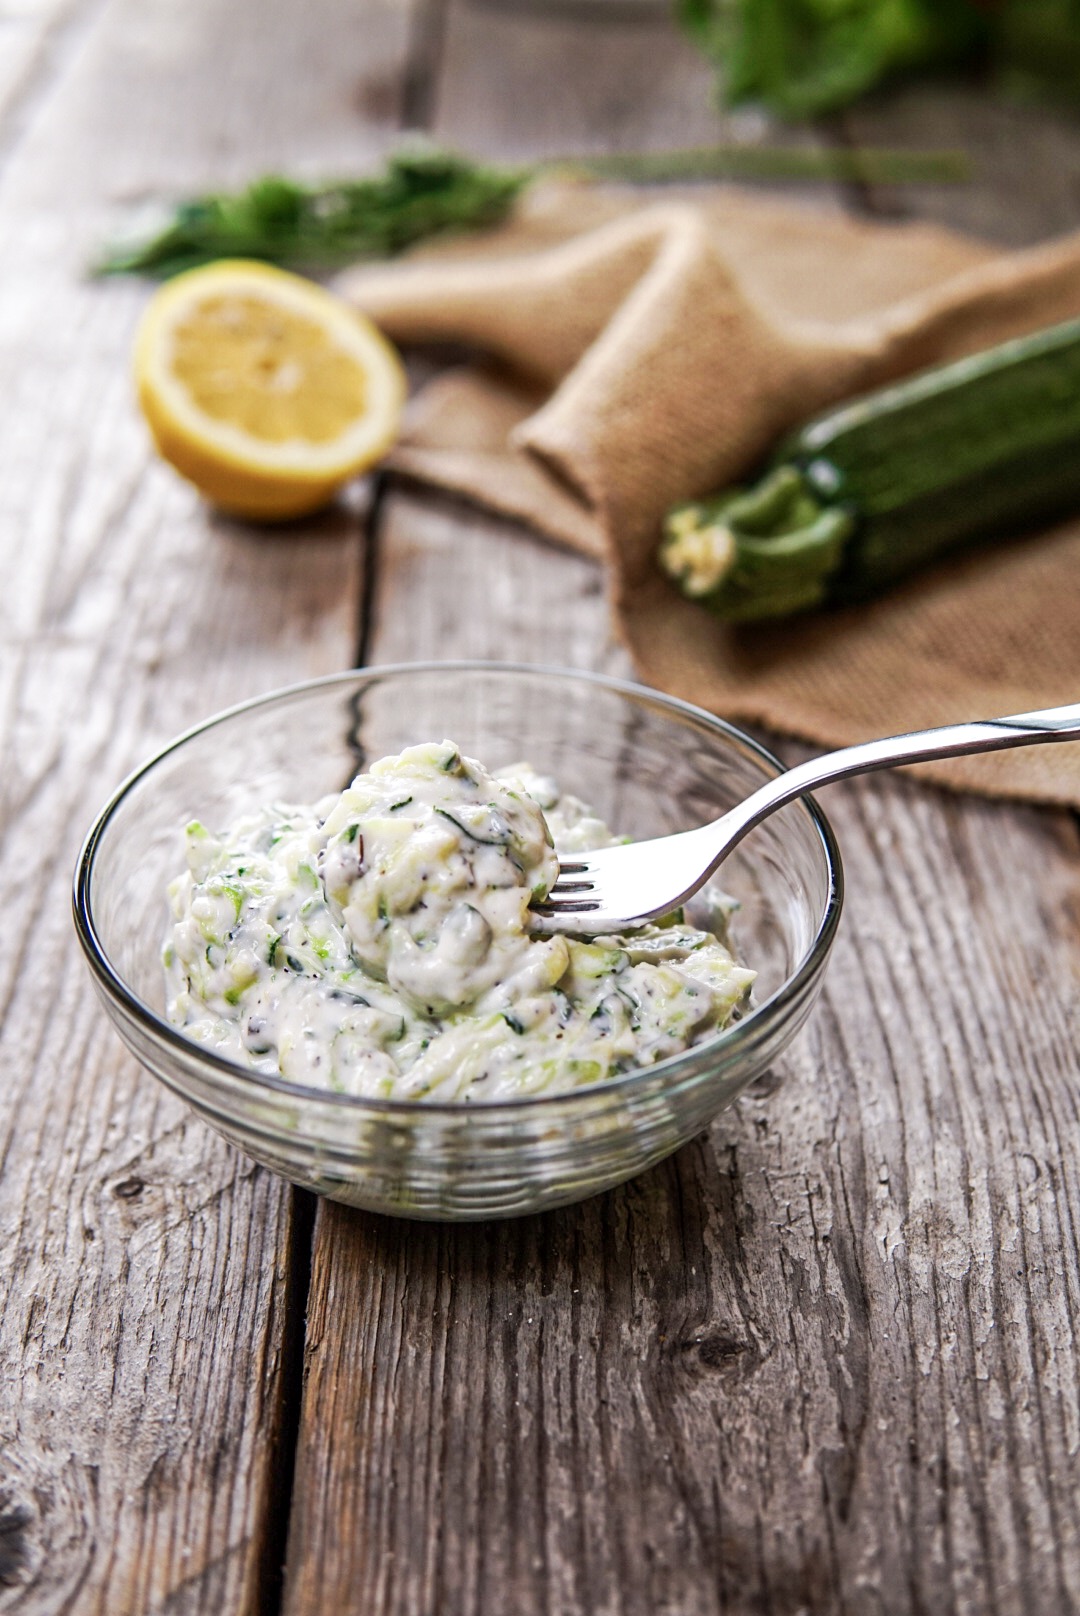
[678,0,1080,120]
[97,146,529,279]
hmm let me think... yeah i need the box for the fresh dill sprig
[95,141,970,280]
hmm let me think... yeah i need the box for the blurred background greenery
[678,0,1080,118]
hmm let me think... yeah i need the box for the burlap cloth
[338,181,1080,806]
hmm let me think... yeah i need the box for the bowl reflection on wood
[73,663,842,1220]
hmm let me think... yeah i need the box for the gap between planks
[259,0,456,1577]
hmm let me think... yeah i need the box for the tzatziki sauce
[164,741,755,1102]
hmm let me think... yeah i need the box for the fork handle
[729,701,1080,841]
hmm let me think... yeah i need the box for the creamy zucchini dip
[164,741,755,1102]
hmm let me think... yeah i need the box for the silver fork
[532,702,1080,935]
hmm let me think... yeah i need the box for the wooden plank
[432,0,733,162]
[0,0,411,1610]
[430,0,839,188]
[283,18,1080,1616]
[285,498,1080,1616]
[0,0,83,159]
[360,487,630,674]
[6,0,412,203]
[839,87,1080,246]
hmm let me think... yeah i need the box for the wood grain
[432,0,731,161]
[431,0,837,181]
[2,0,1079,1611]
[364,487,630,673]
[0,0,398,1610]
[285,499,1080,1616]
[282,18,1080,1616]
[839,88,1080,247]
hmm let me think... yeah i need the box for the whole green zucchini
[660,315,1080,622]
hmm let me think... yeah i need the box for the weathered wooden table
[3,2,1080,1612]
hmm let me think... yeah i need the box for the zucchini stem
[661,466,855,621]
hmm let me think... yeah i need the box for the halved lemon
[134,259,406,520]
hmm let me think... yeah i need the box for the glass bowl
[73,663,842,1220]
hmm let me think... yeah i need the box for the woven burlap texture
[339,182,1080,806]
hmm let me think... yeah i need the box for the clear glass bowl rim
[72,660,844,1117]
